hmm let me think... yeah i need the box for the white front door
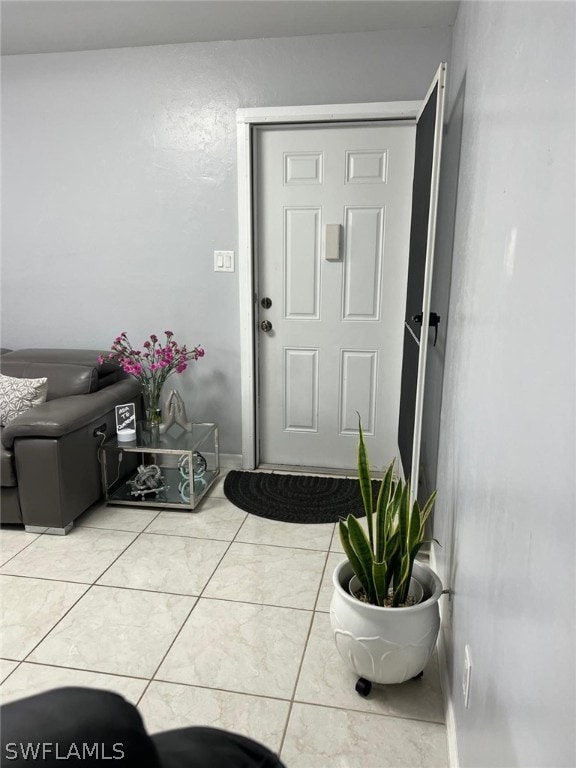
[255,122,416,471]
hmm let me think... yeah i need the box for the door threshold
[257,463,354,478]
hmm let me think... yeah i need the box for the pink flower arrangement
[99,331,204,424]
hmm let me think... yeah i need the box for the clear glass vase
[142,389,162,429]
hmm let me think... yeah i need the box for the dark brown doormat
[223,470,368,524]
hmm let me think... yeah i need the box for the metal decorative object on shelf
[177,451,208,502]
[127,464,167,498]
[178,478,191,503]
[178,451,207,478]
[160,390,193,434]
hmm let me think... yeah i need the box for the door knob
[260,320,273,333]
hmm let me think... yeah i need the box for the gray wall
[432,2,575,766]
[0,27,451,454]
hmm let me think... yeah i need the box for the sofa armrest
[1,378,141,449]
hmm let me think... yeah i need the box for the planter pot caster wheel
[355,677,372,697]
[412,670,424,681]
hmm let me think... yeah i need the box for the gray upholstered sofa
[0,349,141,534]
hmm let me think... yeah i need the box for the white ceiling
[1,0,459,56]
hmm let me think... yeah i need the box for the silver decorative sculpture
[128,464,167,498]
[160,390,192,434]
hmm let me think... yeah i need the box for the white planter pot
[349,574,424,606]
[330,559,442,685]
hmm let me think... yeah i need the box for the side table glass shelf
[102,422,219,510]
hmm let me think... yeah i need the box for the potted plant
[330,418,443,695]
[99,331,205,429]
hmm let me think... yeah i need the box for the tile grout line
[19,582,93,665]
[143,676,294,706]
[277,546,332,757]
[136,525,241,707]
[94,523,160,585]
[0,532,43,568]
[0,660,23,687]
[5,658,150,684]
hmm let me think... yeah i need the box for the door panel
[284,348,319,432]
[343,207,384,320]
[256,122,415,470]
[339,350,378,435]
[285,208,321,318]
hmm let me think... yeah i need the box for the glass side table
[102,422,219,510]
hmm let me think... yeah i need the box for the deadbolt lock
[260,297,272,309]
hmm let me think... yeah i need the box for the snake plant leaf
[409,538,440,563]
[398,482,411,546]
[386,528,401,564]
[338,519,367,591]
[375,461,395,562]
[347,514,377,602]
[375,482,386,563]
[418,490,437,536]
[409,540,425,561]
[356,415,374,549]
[391,479,403,532]
[408,496,421,550]
[372,560,389,607]
[387,536,402,591]
[393,552,413,606]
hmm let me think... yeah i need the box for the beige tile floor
[0,472,448,767]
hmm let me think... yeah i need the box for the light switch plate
[214,250,235,272]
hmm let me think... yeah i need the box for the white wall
[432,2,575,766]
[0,27,451,453]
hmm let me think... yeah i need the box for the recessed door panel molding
[284,152,324,185]
[284,348,319,433]
[339,350,378,436]
[284,207,321,319]
[342,206,385,321]
[345,150,388,184]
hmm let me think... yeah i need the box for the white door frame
[237,101,421,470]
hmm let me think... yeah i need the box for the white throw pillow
[0,373,48,426]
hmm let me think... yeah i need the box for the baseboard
[220,453,242,470]
[437,621,459,768]
[430,547,459,768]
